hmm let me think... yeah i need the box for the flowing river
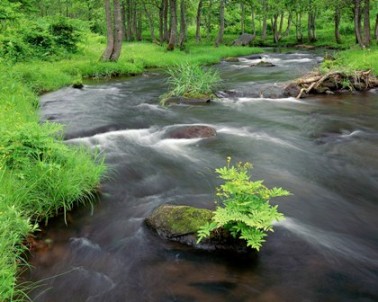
[24,52,378,302]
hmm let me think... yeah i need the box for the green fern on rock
[197,158,290,251]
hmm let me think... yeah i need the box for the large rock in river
[231,33,256,46]
[145,204,250,252]
[166,125,217,139]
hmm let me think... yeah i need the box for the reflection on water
[24,52,378,302]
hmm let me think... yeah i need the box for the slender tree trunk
[240,2,245,34]
[195,0,203,42]
[163,0,169,42]
[375,13,378,41]
[167,0,177,50]
[143,1,156,42]
[136,6,143,41]
[354,0,364,47]
[334,6,342,44]
[110,0,123,61]
[179,0,187,50]
[284,12,292,36]
[132,1,138,40]
[308,10,317,42]
[296,12,303,42]
[261,0,267,40]
[215,0,225,47]
[272,14,279,43]
[102,0,114,61]
[126,0,133,40]
[205,0,213,39]
[121,2,127,40]
[251,5,256,35]
[363,0,370,46]
[158,1,164,42]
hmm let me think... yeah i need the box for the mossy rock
[145,205,213,237]
[145,204,250,252]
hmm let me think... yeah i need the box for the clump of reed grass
[161,62,221,104]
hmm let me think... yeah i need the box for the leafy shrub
[197,158,290,251]
[49,19,80,53]
[0,36,30,62]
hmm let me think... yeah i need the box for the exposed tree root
[283,70,378,99]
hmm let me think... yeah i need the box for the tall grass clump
[161,62,221,104]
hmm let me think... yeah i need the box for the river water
[24,52,378,302]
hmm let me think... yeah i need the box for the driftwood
[287,70,378,99]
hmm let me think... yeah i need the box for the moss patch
[145,204,213,237]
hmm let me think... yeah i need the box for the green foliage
[197,158,290,251]
[49,18,80,53]
[162,62,221,102]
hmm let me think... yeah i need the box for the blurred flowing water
[24,52,378,302]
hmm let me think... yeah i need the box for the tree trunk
[158,0,164,42]
[205,0,213,39]
[167,0,177,51]
[296,12,303,42]
[109,0,123,61]
[354,0,364,47]
[375,13,378,41]
[125,0,133,40]
[272,14,279,43]
[195,0,203,42]
[240,2,245,34]
[284,12,292,36]
[136,6,143,41]
[215,0,225,47]
[307,10,317,42]
[163,0,169,42]
[251,5,256,35]
[261,0,267,40]
[143,0,156,42]
[363,0,370,46]
[179,0,187,50]
[334,6,342,44]
[121,2,127,40]
[102,0,114,61]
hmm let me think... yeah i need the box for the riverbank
[0,38,261,301]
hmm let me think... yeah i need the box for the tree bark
[284,12,292,36]
[167,0,177,51]
[354,0,365,47]
[363,0,370,46]
[109,0,123,61]
[125,0,133,40]
[261,0,267,41]
[215,0,225,47]
[307,11,317,42]
[102,0,115,61]
[295,12,303,42]
[163,0,169,42]
[375,13,378,41]
[195,0,203,42]
[205,0,213,39]
[179,0,187,50]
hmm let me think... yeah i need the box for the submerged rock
[166,125,217,139]
[145,204,250,252]
[245,54,263,60]
[251,61,275,68]
[163,96,211,105]
[223,57,240,62]
[72,83,84,89]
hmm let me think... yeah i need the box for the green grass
[162,62,221,103]
[0,62,105,301]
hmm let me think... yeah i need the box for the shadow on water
[23,52,378,302]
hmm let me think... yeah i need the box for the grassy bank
[327,46,378,75]
[0,37,261,301]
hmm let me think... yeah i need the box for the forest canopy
[1,0,377,62]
